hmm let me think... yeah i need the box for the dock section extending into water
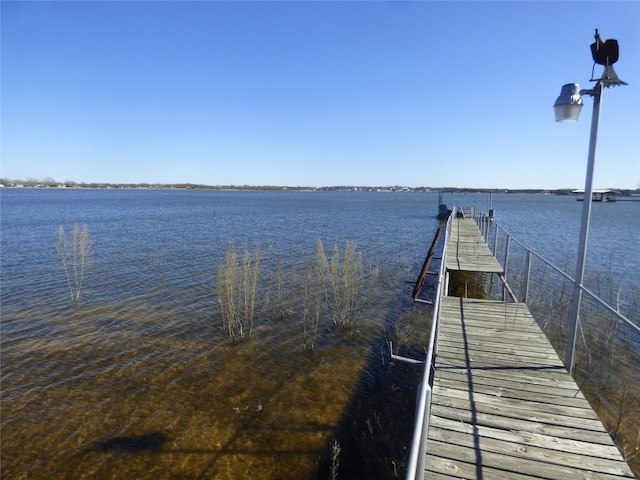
[407,214,634,479]
[445,216,503,274]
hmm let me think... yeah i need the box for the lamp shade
[554,83,583,122]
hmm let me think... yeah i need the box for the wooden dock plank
[434,370,590,408]
[445,218,504,273]
[426,454,543,480]
[426,296,634,478]
[431,390,608,432]
[435,368,585,399]
[427,439,629,479]
[430,416,626,464]
[428,432,630,477]
[431,403,612,445]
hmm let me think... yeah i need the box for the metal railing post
[503,235,510,301]
[482,214,488,240]
[522,250,532,304]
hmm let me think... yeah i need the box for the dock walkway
[423,216,634,478]
[445,217,503,273]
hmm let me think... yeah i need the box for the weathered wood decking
[424,216,634,478]
[445,218,503,273]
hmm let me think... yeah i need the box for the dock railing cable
[404,208,454,480]
[477,216,638,333]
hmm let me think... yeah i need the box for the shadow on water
[93,432,167,453]
[316,267,437,479]
[4,284,429,480]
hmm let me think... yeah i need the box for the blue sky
[2,1,639,189]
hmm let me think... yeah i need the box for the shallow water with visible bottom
[1,189,638,479]
[1,189,436,479]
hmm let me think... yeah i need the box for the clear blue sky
[2,1,639,189]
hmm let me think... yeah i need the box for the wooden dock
[445,218,503,273]
[423,216,634,479]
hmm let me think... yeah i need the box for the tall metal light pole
[553,30,627,375]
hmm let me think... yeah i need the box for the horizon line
[2,180,638,193]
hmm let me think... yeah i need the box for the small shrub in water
[217,243,260,341]
[57,223,93,303]
[325,240,379,332]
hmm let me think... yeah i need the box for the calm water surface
[2,189,436,480]
[1,189,638,479]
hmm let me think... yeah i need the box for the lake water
[1,189,638,479]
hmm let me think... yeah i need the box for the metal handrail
[486,219,638,332]
[404,208,453,480]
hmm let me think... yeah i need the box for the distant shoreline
[1,183,639,197]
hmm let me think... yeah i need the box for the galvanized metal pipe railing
[404,207,454,480]
[483,219,639,333]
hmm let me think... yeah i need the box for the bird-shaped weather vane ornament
[590,29,627,87]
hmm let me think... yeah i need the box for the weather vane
[590,29,627,87]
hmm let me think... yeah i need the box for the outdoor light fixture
[554,29,627,123]
[553,83,584,122]
[555,30,627,376]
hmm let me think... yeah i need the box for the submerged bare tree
[329,439,341,480]
[300,239,330,350]
[57,223,93,303]
[324,240,379,331]
[217,243,261,341]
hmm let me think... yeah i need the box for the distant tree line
[1,177,638,196]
